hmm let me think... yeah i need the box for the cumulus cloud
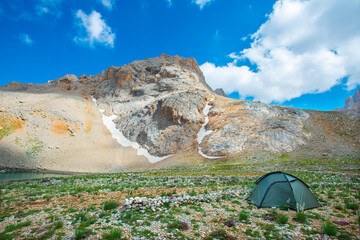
[201,0,360,103]
[100,0,115,10]
[74,10,115,48]
[193,0,213,9]
[35,0,63,17]
[19,34,34,46]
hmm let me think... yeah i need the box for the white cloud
[35,0,63,17]
[100,0,115,10]
[201,0,360,103]
[213,30,221,40]
[74,10,115,48]
[193,0,213,9]
[36,6,49,15]
[166,0,173,7]
[19,34,34,46]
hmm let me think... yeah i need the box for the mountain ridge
[1,54,359,173]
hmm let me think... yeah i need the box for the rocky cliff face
[1,54,359,172]
[203,99,310,156]
[344,88,360,109]
[89,54,212,157]
[334,87,360,119]
[214,88,227,97]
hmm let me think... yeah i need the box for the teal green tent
[247,171,320,210]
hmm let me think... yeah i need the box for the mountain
[0,54,359,173]
[334,87,360,119]
[214,88,228,97]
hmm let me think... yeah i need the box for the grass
[167,220,189,231]
[74,212,87,222]
[337,230,353,240]
[103,201,119,211]
[245,228,261,238]
[3,221,31,233]
[0,164,359,239]
[14,136,45,158]
[322,220,338,236]
[277,214,288,224]
[102,228,123,240]
[75,228,93,239]
[293,211,307,223]
[25,137,45,158]
[204,229,236,240]
[345,200,359,210]
[0,233,20,240]
[54,221,63,229]
[0,115,24,141]
[238,211,249,222]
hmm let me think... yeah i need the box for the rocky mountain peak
[1,54,359,173]
[79,54,215,157]
[344,88,360,109]
[334,87,360,119]
[214,88,228,97]
[73,55,204,93]
[156,54,204,80]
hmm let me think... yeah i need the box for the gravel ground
[0,169,359,239]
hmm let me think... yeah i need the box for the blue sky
[0,0,359,111]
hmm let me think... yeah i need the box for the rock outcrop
[202,99,310,156]
[344,88,360,110]
[88,54,213,157]
[214,88,228,97]
[72,54,312,157]
[334,87,360,119]
[1,54,359,172]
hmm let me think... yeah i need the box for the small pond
[0,172,73,182]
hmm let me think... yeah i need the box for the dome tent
[246,171,320,210]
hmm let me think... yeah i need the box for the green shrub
[244,228,252,236]
[103,201,119,211]
[102,228,122,240]
[0,233,20,240]
[334,204,343,210]
[263,224,281,239]
[75,228,93,239]
[244,229,261,238]
[345,200,359,210]
[204,229,236,240]
[327,191,334,199]
[54,221,63,229]
[277,214,288,224]
[337,231,352,240]
[322,220,338,236]
[38,230,56,240]
[120,211,139,224]
[4,221,31,233]
[75,229,86,239]
[238,211,249,221]
[167,221,189,231]
[293,212,307,223]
